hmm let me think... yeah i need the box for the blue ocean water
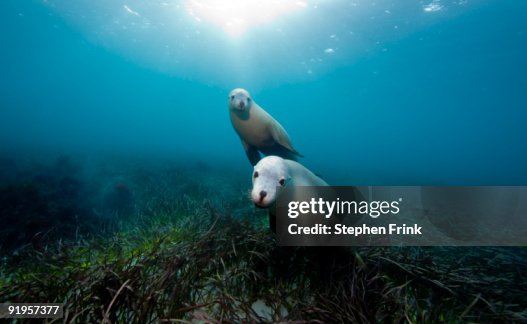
[1,2,527,321]
[1,0,526,185]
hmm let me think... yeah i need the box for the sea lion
[250,156,328,232]
[229,88,303,166]
[251,156,365,236]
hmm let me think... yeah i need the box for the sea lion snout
[230,96,246,111]
[251,186,272,208]
[259,190,267,201]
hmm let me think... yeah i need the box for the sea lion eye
[230,95,235,100]
[279,178,285,186]
[247,97,251,102]
[253,171,259,178]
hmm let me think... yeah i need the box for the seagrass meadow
[0,157,526,323]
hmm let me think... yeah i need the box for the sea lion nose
[239,101,245,109]
[259,190,267,201]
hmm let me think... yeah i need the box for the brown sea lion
[229,88,303,166]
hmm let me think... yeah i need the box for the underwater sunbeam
[184,0,307,38]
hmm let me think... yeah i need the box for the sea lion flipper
[242,140,261,166]
[271,124,303,157]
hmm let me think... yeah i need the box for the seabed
[0,157,526,323]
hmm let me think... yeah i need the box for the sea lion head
[229,88,253,112]
[251,156,290,208]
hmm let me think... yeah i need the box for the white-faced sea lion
[251,156,327,232]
